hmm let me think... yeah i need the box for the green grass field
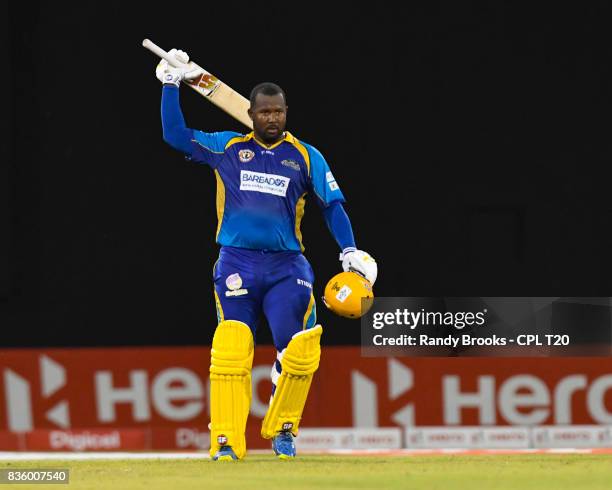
[3,454,612,490]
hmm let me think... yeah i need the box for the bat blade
[143,39,252,129]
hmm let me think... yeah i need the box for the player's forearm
[161,85,193,154]
[322,202,356,253]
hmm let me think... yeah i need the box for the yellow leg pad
[209,320,254,459]
[261,325,323,439]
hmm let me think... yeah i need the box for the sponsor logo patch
[217,434,228,445]
[226,273,243,291]
[225,289,248,297]
[326,171,339,191]
[282,422,294,431]
[239,149,255,163]
[336,285,352,303]
[281,159,301,171]
[240,170,290,197]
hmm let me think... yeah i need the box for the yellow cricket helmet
[322,271,374,319]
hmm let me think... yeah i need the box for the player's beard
[258,123,285,144]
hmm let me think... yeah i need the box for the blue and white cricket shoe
[212,445,238,461]
[272,431,296,459]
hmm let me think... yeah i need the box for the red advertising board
[1,347,611,450]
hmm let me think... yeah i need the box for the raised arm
[156,48,203,155]
[161,85,193,154]
[155,49,241,167]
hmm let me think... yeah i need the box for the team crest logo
[239,149,255,163]
[225,273,248,297]
[226,273,243,291]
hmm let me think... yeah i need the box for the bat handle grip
[142,38,187,68]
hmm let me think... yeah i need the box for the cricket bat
[142,38,252,129]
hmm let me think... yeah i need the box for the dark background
[3,2,612,347]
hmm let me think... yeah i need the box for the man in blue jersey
[155,49,378,461]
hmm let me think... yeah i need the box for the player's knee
[211,320,254,375]
[281,325,323,376]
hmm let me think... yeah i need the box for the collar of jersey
[247,131,297,150]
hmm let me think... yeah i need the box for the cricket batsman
[155,50,378,460]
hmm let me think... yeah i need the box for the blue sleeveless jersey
[187,130,345,252]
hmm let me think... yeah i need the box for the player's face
[249,94,288,144]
